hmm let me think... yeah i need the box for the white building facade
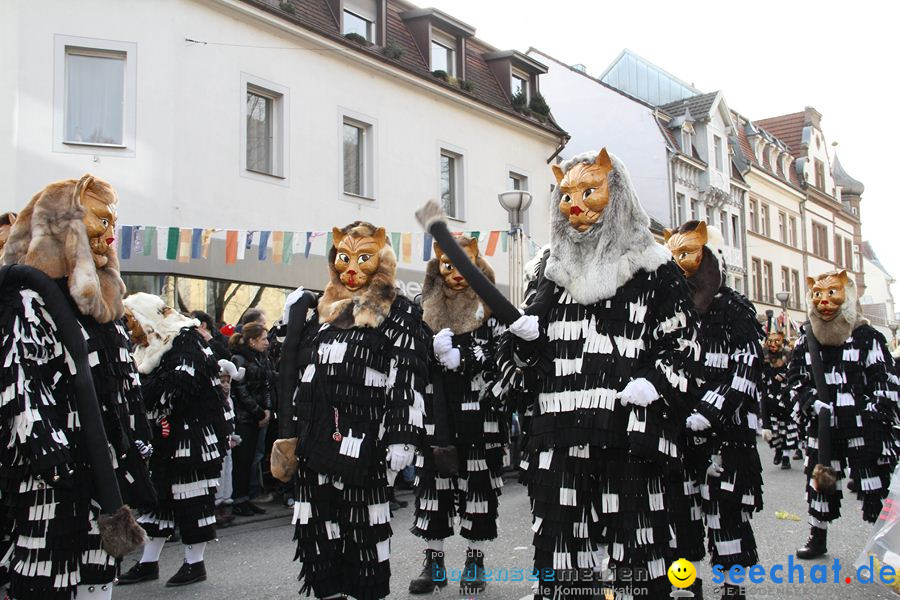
[0,0,565,296]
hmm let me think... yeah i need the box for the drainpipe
[667,153,676,229]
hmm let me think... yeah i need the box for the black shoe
[720,583,745,598]
[409,549,448,594]
[117,560,159,585]
[232,502,254,517]
[247,501,267,514]
[460,548,487,594]
[796,526,828,559]
[390,498,408,511]
[793,449,803,460]
[166,561,207,587]
[780,455,792,470]
[773,449,783,466]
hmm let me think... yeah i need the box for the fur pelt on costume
[544,151,670,304]
[1,175,126,323]
[688,246,725,314]
[98,504,146,558]
[123,292,200,374]
[318,221,398,329]
[422,235,494,334]
[807,270,867,347]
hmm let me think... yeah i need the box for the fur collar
[689,247,725,314]
[422,253,494,334]
[124,292,200,374]
[544,151,669,304]
[2,175,126,323]
[806,271,868,347]
[317,225,398,329]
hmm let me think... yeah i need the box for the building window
[814,159,826,189]
[845,238,853,270]
[752,258,762,301]
[343,10,373,41]
[760,204,771,237]
[720,210,728,246]
[788,216,798,247]
[512,69,530,102]
[682,130,692,153]
[731,214,740,248]
[748,198,758,233]
[342,117,375,197]
[778,211,787,243]
[440,149,464,219]
[508,171,528,191]
[791,269,801,309]
[812,222,829,259]
[763,261,774,303]
[707,210,716,227]
[690,198,698,221]
[54,36,137,155]
[241,75,288,181]
[733,277,743,295]
[781,267,790,299]
[834,234,843,267]
[675,193,685,224]
[714,135,723,170]
[431,29,456,76]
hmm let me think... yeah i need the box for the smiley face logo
[667,558,697,588]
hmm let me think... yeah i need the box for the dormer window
[682,129,692,153]
[340,0,380,43]
[430,29,456,75]
[511,68,529,102]
[343,10,373,40]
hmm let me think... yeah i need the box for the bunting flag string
[115,224,540,268]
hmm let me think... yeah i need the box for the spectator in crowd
[228,322,274,516]
[191,310,230,360]
[215,359,245,527]
[239,308,266,328]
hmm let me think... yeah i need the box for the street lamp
[889,321,899,352]
[775,290,791,339]
[498,190,533,308]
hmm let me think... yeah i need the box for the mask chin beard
[686,247,723,314]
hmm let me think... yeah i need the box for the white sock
[76,582,113,600]
[467,540,484,552]
[426,539,444,551]
[322,595,345,599]
[184,542,207,564]
[140,536,167,564]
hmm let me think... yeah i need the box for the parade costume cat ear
[2,175,126,323]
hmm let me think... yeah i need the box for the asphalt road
[115,441,898,599]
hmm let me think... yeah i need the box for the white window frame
[438,143,466,221]
[53,34,137,157]
[338,108,377,203]
[511,68,530,102]
[342,9,374,41]
[713,134,723,170]
[240,73,289,185]
[430,28,456,76]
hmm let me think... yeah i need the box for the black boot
[780,455,792,470]
[688,577,703,599]
[793,449,803,460]
[796,526,828,559]
[720,583,745,598]
[460,548,486,594]
[408,549,447,594]
[165,561,207,587]
[773,449,783,466]
[117,560,159,585]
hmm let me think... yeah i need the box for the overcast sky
[428,0,900,300]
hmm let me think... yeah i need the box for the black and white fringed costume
[502,151,700,599]
[787,273,899,549]
[289,226,428,600]
[0,176,150,600]
[120,292,232,584]
[761,340,799,460]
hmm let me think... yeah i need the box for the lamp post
[498,190,533,308]
[889,321,899,352]
[775,290,791,340]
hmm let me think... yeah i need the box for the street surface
[116,441,897,599]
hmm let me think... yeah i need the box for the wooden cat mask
[552,148,613,233]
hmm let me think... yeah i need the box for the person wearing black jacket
[229,321,274,516]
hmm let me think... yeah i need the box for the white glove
[706,455,724,478]
[386,444,416,471]
[439,348,461,370]
[616,378,659,407]
[433,328,454,356]
[761,429,773,442]
[282,286,305,324]
[685,413,711,432]
[813,400,830,415]
[509,314,540,341]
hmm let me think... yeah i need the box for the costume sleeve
[694,337,763,431]
[0,289,75,482]
[787,334,813,423]
[451,317,505,379]
[861,329,900,422]
[382,301,428,447]
[631,262,701,422]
